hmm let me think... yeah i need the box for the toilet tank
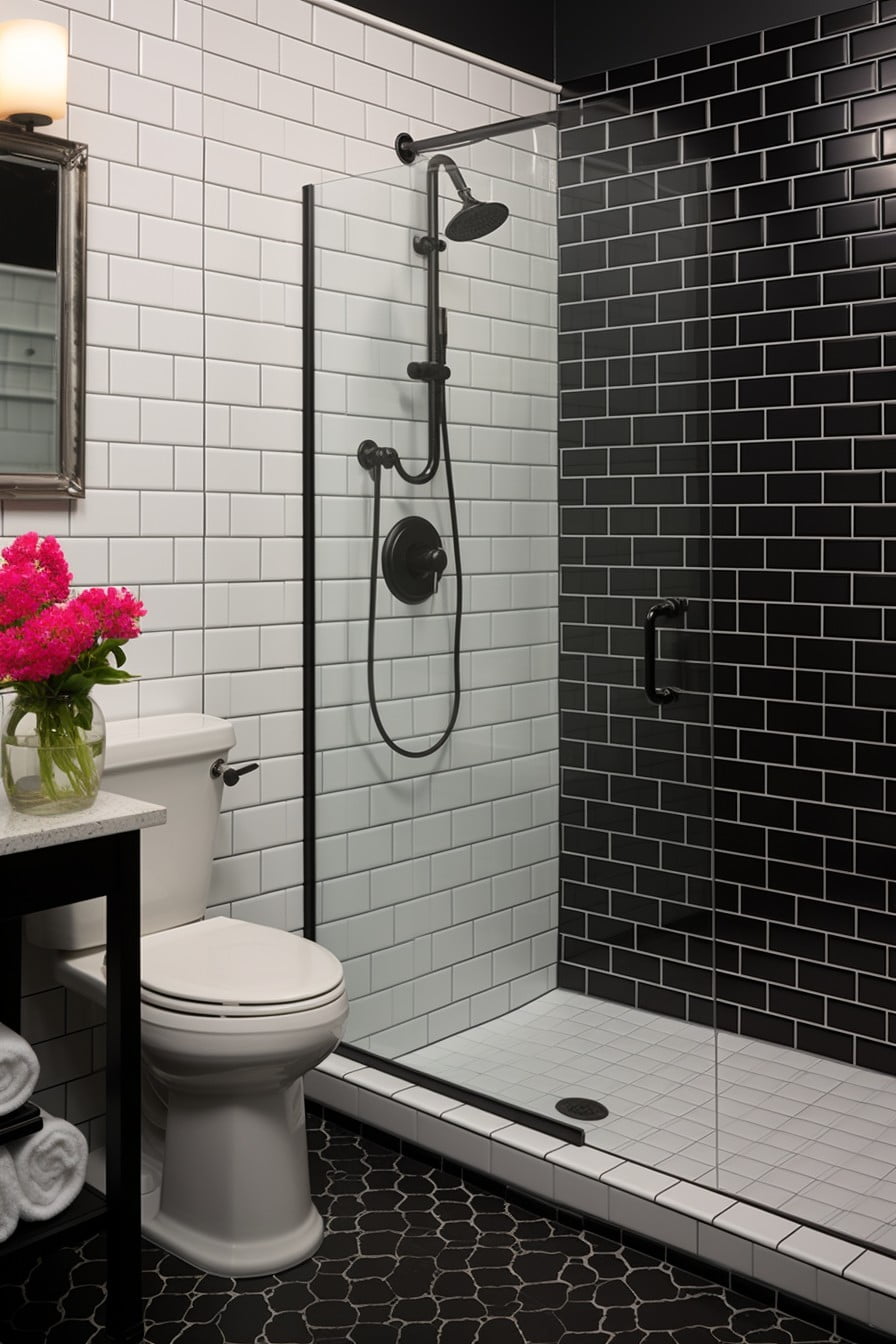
[26,713,237,951]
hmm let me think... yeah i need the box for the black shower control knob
[411,545,447,573]
[409,545,448,588]
[381,516,447,605]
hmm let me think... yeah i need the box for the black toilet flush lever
[210,759,260,786]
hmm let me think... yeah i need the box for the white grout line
[306,1059,896,1332]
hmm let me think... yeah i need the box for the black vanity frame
[0,828,143,1342]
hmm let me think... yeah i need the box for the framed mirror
[0,124,86,498]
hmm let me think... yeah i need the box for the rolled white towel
[0,1025,39,1117]
[9,1112,87,1221]
[0,1148,20,1243]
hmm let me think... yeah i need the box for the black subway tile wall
[558,0,896,1076]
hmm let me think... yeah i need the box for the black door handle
[644,598,687,705]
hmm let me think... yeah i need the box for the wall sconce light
[0,20,68,130]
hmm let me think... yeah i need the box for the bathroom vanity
[0,791,165,1343]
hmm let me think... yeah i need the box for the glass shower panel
[311,122,559,1069]
[709,111,896,1260]
[551,147,716,1167]
[311,99,715,1160]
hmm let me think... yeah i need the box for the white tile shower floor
[399,989,896,1256]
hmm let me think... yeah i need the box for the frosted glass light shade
[0,20,68,126]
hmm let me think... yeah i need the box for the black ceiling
[348,1,866,87]
[557,0,864,85]
[346,0,555,81]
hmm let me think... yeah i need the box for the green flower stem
[8,694,98,802]
[2,647,138,809]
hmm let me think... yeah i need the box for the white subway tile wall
[314,125,559,1055]
[0,0,557,1142]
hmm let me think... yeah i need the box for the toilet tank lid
[105,713,236,770]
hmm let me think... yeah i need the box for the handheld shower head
[429,154,510,242]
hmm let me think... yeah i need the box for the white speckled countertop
[0,791,166,856]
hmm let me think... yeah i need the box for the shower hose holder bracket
[413,234,447,255]
[358,439,398,473]
[407,360,451,383]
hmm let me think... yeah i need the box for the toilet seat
[140,981,347,1018]
[139,917,345,1019]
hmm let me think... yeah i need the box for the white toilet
[26,713,348,1278]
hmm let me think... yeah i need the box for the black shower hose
[366,404,463,758]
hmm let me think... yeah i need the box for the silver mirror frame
[0,124,87,499]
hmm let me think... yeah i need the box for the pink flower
[1,533,39,566]
[70,587,146,642]
[34,535,72,602]
[0,534,143,687]
[0,533,72,630]
[0,603,95,681]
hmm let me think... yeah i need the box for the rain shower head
[429,153,510,242]
[445,193,510,241]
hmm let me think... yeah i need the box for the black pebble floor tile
[0,1111,852,1344]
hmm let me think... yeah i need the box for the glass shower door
[708,146,896,1258]
[551,118,717,1171]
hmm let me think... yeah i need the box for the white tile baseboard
[307,1055,896,1338]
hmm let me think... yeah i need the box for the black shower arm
[395,110,558,164]
[427,154,472,200]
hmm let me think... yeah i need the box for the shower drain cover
[556,1097,609,1121]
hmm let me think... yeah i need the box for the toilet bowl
[60,917,347,1275]
[25,714,348,1278]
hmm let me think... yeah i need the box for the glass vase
[1,693,106,815]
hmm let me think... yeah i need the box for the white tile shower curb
[307,1056,896,1336]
